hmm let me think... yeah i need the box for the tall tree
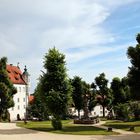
[41,48,72,129]
[0,57,17,121]
[111,77,127,105]
[94,73,112,117]
[71,76,84,118]
[127,33,140,100]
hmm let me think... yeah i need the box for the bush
[130,101,140,120]
[51,117,62,130]
[114,103,131,121]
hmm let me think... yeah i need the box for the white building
[7,64,29,121]
[69,105,109,117]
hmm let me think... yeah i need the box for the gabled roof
[6,64,26,85]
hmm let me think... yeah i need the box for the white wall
[8,84,28,121]
[69,105,109,117]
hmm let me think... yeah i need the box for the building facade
[69,105,109,118]
[7,64,29,121]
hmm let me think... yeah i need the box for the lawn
[104,120,140,133]
[17,120,117,135]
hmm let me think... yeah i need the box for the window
[23,87,25,92]
[23,98,26,102]
[94,112,96,115]
[17,98,20,102]
[100,111,103,114]
[19,87,21,92]
[24,105,26,109]
[18,105,20,110]
[12,107,14,111]
[100,106,102,109]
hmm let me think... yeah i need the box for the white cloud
[0,0,138,91]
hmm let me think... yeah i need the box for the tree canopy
[0,57,17,121]
[127,33,140,100]
[111,77,130,105]
[40,48,72,129]
[71,76,84,118]
[94,73,112,117]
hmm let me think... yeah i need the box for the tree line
[0,33,140,129]
[28,33,140,129]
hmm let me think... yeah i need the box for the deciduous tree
[41,48,72,129]
[127,33,140,100]
[71,76,84,118]
[0,57,17,121]
[94,73,112,117]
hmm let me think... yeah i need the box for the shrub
[114,103,131,121]
[130,101,140,120]
[51,117,62,130]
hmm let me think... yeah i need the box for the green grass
[104,120,140,133]
[17,120,117,135]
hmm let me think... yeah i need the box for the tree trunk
[78,110,80,119]
[103,105,105,117]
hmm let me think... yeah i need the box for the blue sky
[0,0,140,92]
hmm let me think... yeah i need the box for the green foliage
[111,77,130,105]
[0,57,17,121]
[46,90,68,117]
[114,103,131,121]
[94,73,112,117]
[71,76,84,118]
[51,117,62,130]
[40,48,72,129]
[88,92,97,112]
[127,33,140,100]
[27,79,49,120]
[130,101,140,120]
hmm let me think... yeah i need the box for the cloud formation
[0,0,140,92]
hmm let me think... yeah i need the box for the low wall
[74,119,99,124]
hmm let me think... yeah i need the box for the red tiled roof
[28,95,34,103]
[6,64,26,85]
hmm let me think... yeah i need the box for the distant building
[7,64,30,121]
[69,105,109,118]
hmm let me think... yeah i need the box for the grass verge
[104,120,140,133]
[17,120,118,135]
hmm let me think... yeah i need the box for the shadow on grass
[24,125,117,135]
[26,126,104,132]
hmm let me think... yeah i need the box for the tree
[88,82,97,113]
[41,48,72,129]
[111,77,130,105]
[0,57,17,121]
[82,81,91,119]
[71,76,84,118]
[27,76,48,120]
[127,33,140,100]
[114,103,131,121]
[94,73,112,117]
[129,101,140,120]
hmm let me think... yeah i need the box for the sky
[0,0,140,93]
